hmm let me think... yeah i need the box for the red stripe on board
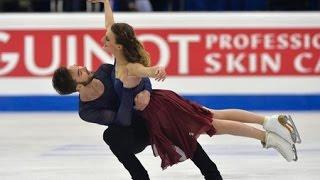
[0,28,320,77]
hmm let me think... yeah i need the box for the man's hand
[134,90,150,111]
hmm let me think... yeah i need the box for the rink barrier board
[0,95,319,111]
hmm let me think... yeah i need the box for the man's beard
[80,72,95,86]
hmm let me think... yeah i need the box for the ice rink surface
[0,112,319,180]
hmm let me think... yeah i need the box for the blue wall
[1,94,319,111]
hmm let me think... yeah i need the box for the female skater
[91,0,301,169]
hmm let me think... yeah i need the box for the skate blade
[292,144,298,161]
[287,115,302,144]
[279,115,301,144]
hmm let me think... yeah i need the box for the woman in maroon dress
[105,23,299,169]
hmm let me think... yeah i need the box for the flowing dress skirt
[140,89,216,169]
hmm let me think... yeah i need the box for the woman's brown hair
[111,23,150,67]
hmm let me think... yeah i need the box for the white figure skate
[263,115,301,144]
[262,132,298,162]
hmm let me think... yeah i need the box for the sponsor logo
[1,29,320,76]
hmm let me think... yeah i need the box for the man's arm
[142,77,152,93]
[133,78,152,111]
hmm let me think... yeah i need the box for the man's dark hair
[52,67,77,95]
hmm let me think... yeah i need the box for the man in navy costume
[52,63,222,180]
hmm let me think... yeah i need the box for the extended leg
[212,119,297,162]
[212,118,265,141]
[210,109,301,144]
[211,109,265,125]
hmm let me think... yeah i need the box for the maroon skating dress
[140,89,216,169]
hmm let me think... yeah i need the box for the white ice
[0,112,319,180]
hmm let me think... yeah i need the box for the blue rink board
[0,94,319,111]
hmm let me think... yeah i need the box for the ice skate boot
[262,132,298,162]
[263,115,301,144]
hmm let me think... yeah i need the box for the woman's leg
[209,108,300,144]
[212,118,265,141]
[209,109,265,125]
[212,118,297,162]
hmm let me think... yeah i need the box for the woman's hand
[152,66,166,81]
[88,0,105,3]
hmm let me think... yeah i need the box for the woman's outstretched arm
[126,63,166,81]
[89,0,114,28]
